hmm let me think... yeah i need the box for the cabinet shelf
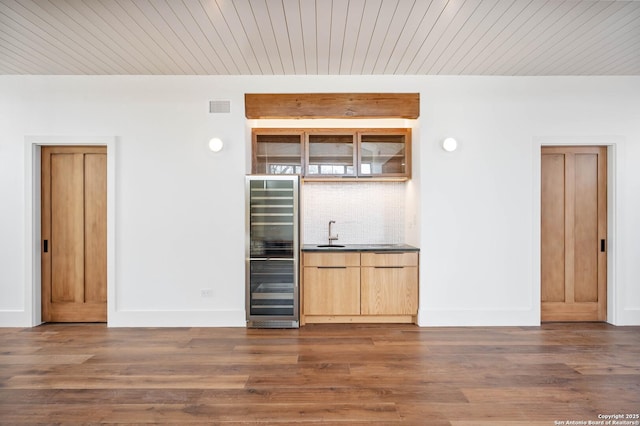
[256,155,301,159]
[250,188,293,192]
[361,154,405,158]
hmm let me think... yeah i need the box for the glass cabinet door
[306,133,357,177]
[251,128,412,180]
[246,176,299,327]
[253,131,304,175]
[359,130,410,178]
[249,259,295,317]
[248,178,296,258]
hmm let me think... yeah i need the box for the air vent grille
[209,100,231,113]
[247,320,299,329]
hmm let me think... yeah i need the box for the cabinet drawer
[303,252,361,267]
[361,252,418,267]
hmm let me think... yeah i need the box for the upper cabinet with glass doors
[252,128,411,180]
[252,130,304,175]
[358,129,411,178]
[306,131,357,178]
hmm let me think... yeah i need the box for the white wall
[0,75,638,327]
[418,76,640,326]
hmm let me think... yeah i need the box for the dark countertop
[302,243,419,252]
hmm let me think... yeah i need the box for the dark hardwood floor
[1,323,639,425]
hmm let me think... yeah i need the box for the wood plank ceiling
[0,0,638,76]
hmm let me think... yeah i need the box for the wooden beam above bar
[245,93,419,119]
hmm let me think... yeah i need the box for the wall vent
[209,100,231,113]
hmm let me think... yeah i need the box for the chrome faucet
[328,220,339,246]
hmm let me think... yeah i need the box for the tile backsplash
[302,182,405,245]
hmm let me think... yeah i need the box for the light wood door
[42,146,107,322]
[303,267,361,315]
[360,252,418,315]
[361,267,418,315]
[541,146,607,321]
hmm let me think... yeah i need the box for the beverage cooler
[245,175,299,328]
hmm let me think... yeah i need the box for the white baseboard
[614,308,640,326]
[0,309,247,328]
[417,308,539,327]
[6,307,636,328]
[107,309,246,327]
[0,310,33,327]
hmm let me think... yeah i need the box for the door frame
[25,136,116,326]
[533,135,623,325]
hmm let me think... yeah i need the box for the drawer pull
[317,266,347,269]
[374,266,404,269]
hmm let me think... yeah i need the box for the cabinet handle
[374,266,404,269]
[317,266,347,269]
[250,258,293,261]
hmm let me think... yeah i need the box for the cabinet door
[306,132,357,177]
[252,130,304,174]
[361,267,418,315]
[358,129,411,178]
[303,267,360,315]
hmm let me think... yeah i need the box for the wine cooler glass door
[249,259,294,317]
[246,176,299,327]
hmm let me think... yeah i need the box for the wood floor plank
[462,386,588,403]
[0,402,402,423]
[5,374,249,389]
[0,323,638,424]
[570,363,640,375]
[0,354,93,364]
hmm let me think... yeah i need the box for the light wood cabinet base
[303,315,417,324]
[301,251,419,326]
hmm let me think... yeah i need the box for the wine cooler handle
[250,258,295,261]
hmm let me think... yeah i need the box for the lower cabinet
[301,251,418,324]
[304,267,360,315]
[361,267,418,315]
[303,252,360,315]
[361,252,418,316]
